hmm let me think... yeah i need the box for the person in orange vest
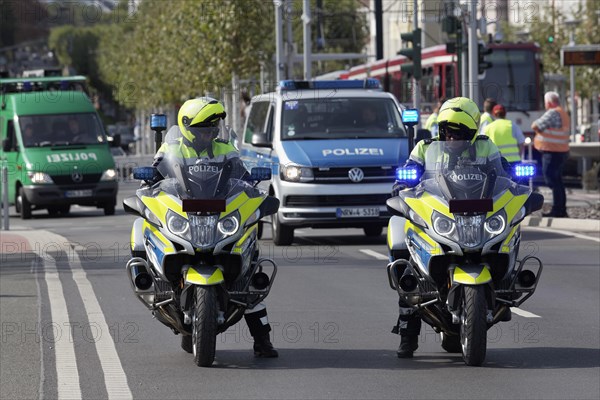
[483,104,525,166]
[532,91,570,218]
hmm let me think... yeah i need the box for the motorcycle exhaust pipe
[517,270,536,288]
[399,269,419,292]
[251,272,270,290]
[130,264,153,291]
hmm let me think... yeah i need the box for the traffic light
[478,43,493,74]
[398,28,422,80]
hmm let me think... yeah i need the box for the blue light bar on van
[514,163,536,178]
[278,79,381,91]
[402,108,419,126]
[396,167,419,181]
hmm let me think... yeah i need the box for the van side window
[5,120,16,151]
[244,102,270,143]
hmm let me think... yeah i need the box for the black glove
[391,182,407,197]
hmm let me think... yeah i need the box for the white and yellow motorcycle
[123,149,279,367]
[386,141,544,366]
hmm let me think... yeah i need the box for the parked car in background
[106,123,136,153]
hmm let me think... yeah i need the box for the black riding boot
[393,307,421,359]
[244,308,278,358]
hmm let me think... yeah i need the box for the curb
[523,216,600,232]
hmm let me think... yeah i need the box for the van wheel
[18,188,32,220]
[103,202,115,216]
[272,213,293,246]
[59,205,70,215]
[363,226,382,237]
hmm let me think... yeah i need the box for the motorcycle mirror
[386,197,409,218]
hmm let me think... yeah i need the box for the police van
[239,79,410,245]
[0,76,118,219]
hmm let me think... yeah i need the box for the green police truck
[0,76,118,219]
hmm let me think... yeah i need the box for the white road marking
[70,250,133,400]
[526,226,600,243]
[35,251,82,399]
[30,232,132,400]
[359,249,389,260]
[511,307,541,318]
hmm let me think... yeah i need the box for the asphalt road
[1,182,599,400]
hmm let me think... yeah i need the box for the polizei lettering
[188,165,221,173]
[322,148,384,157]
[454,173,484,181]
[46,153,98,162]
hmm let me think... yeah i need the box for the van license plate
[65,190,92,198]
[336,207,380,218]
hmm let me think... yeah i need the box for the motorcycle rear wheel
[440,332,462,353]
[181,335,193,353]
[460,285,487,366]
[192,286,218,367]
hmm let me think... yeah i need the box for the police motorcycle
[123,120,279,367]
[386,140,544,366]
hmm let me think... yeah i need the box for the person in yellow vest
[532,91,571,218]
[477,97,497,135]
[151,97,279,357]
[423,97,446,137]
[483,104,525,166]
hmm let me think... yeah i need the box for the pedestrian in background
[423,97,446,138]
[483,104,525,166]
[478,97,497,135]
[532,91,570,218]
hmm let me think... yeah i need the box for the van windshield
[18,113,107,147]
[281,97,407,140]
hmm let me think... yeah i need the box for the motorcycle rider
[148,97,279,358]
[391,97,506,358]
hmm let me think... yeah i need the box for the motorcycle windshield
[419,140,518,202]
[144,148,263,203]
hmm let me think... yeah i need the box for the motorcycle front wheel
[460,285,487,366]
[192,286,218,367]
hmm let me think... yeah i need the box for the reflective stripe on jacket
[533,106,570,153]
[484,119,521,162]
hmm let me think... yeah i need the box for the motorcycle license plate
[65,189,92,198]
[336,207,380,218]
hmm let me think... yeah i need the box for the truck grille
[313,166,395,183]
[285,194,390,207]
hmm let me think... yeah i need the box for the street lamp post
[564,19,581,142]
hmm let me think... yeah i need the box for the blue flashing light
[396,167,419,181]
[402,108,419,125]
[248,167,272,181]
[278,79,380,91]
[133,167,157,181]
[22,81,32,92]
[514,163,536,178]
[150,114,167,131]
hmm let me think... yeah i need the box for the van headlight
[28,172,53,184]
[101,169,117,181]
[280,165,314,182]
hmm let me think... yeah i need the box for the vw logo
[348,167,364,183]
[71,171,83,183]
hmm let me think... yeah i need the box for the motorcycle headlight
[28,172,53,184]
[455,214,485,249]
[167,210,190,239]
[218,214,239,236]
[280,165,314,182]
[432,213,455,235]
[485,213,506,235]
[101,169,117,181]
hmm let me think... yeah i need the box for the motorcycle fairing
[185,266,225,285]
[405,224,444,274]
[131,218,145,252]
[143,222,176,276]
[453,264,492,284]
